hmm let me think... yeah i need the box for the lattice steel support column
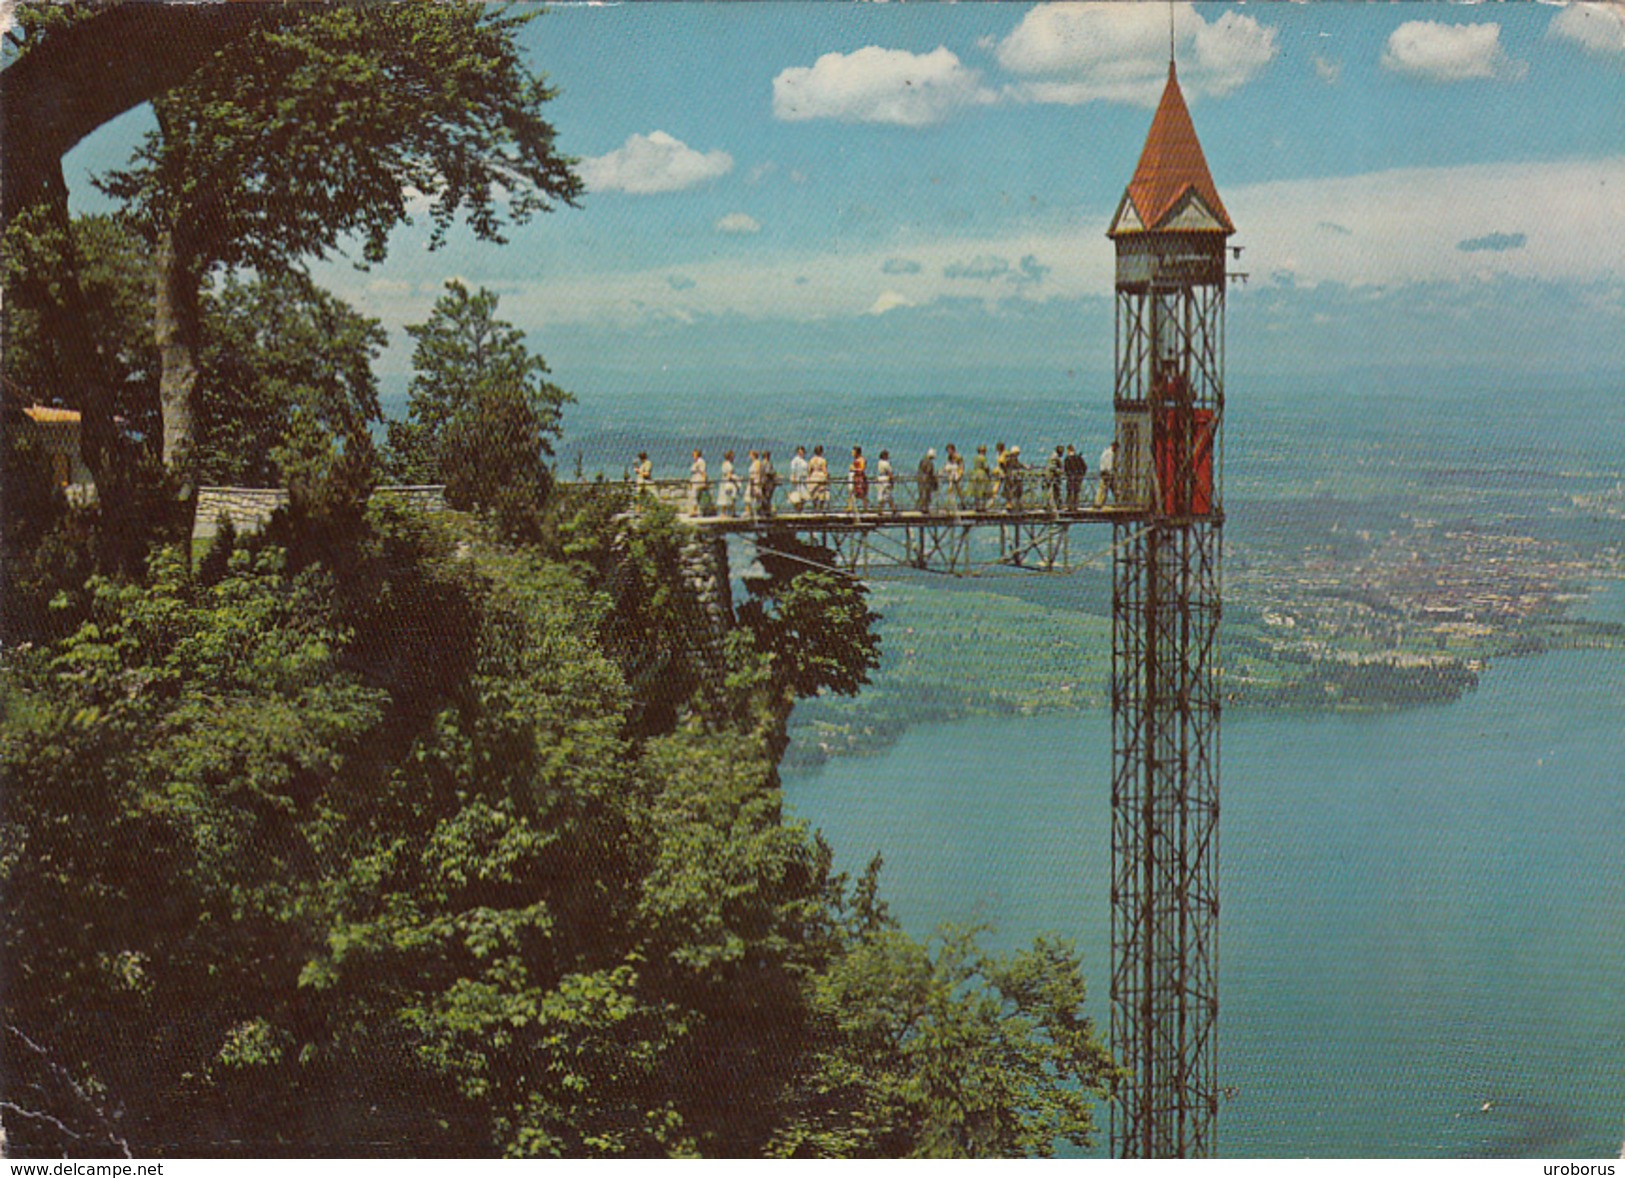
[1110,517,1221,1157]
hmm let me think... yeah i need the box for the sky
[58,2,1625,404]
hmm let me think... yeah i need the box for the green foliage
[0,211,159,439]
[384,281,571,543]
[0,412,71,632]
[547,494,713,735]
[3,499,1110,1158]
[1,544,388,1153]
[385,281,571,475]
[0,422,186,647]
[779,906,1117,1158]
[85,1,579,474]
[196,270,385,487]
[96,5,580,275]
[439,387,555,546]
[739,526,883,701]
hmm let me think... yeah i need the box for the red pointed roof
[1111,62,1233,236]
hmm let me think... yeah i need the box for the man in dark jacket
[1064,444,1088,510]
[917,448,938,513]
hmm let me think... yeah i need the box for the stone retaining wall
[192,485,447,542]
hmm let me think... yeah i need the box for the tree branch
[1,1,276,226]
[3,1023,134,1158]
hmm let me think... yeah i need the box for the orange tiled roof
[23,405,81,424]
[1113,62,1233,236]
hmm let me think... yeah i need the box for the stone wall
[192,487,289,540]
[192,485,447,543]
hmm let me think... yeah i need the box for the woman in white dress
[689,448,710,515]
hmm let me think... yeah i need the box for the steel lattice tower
[1105,60,1231,1158]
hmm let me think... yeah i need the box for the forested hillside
[2,494,1112,1156]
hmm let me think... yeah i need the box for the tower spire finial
[1169,0,1176,70]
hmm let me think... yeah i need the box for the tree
[735,526,883,764]
[93,4,581,480]
[0,3,272,229]
[386,281,571,479]
[195,270,386,488]
[777,887,1119,1157]
[1,545,390,1155]
[385,281,572,541]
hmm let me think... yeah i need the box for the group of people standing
[635,438,1122,517]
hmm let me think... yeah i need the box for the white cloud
[715,212,762,235]
[1313,54,1342,85]
[1229,156,1625,288]
[995,3,1278,107]
[579,131,733,195]
[772,46,995,127]
[1380,21,1528,82]
[326,158,1625,335]
[1548,3,1625,57]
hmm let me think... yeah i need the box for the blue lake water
[783,650,1625,1157]
[1578,579,1625,627]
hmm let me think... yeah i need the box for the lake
[783,650,1625,1158]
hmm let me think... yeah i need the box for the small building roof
[1109,62,1234,238]
[23,405,82,424]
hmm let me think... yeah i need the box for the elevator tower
[1105,59,1231,1158]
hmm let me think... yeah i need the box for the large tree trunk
[154,223,202,483]
[0,3,272,227]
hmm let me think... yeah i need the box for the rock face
[192,485,447,541]
[678,531,734,695]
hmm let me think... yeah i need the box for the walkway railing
[553,472,1146,575]
[558,472,1126,524]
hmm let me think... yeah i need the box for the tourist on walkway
[992,442,1007,505]
[917,448,938,513]
[849,446,868,513]
[875,450,896,512]
[1046,446,1066,511]
[1097,439,1118,507]
[761,450,778,516]
[1064,444,1087,510]
[745,450,762,518]
[944,444,964,509]
[1004,446,1025,512]
[809,445,830,510]
[789,445,810,510]
[722,450,742,517]
[717,461,738,517]
[634,451,654,497]
[690,449,711,515]
[969,445,992,510]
